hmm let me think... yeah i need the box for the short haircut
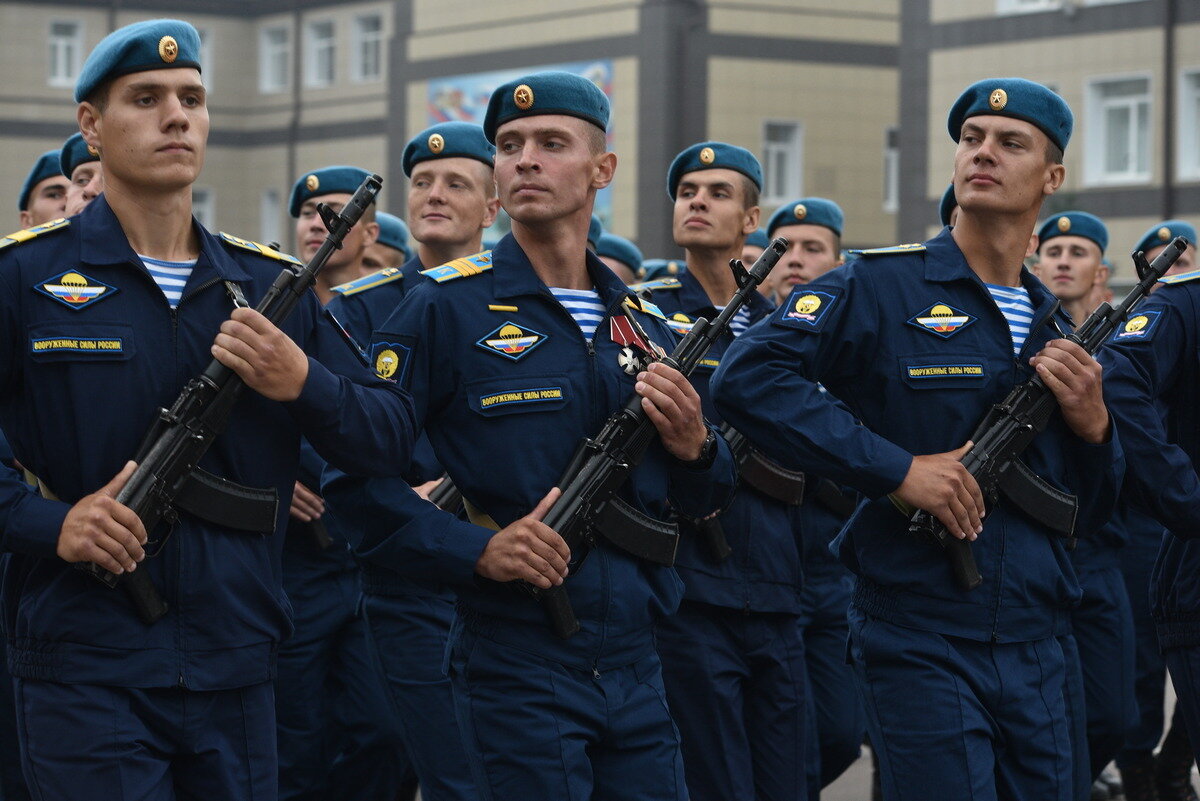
[586,125,607,156]
[84,78,114,112]
[1046,139,1064,165]
[741,176,760,210]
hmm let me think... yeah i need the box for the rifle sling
[173,467,279,534]
[997,459,1078,542]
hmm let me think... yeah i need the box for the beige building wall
[709,0,898,44]
[708,57,899,246]
[409,6,638,61]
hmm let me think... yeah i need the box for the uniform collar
[77,193,253,284]
[677,268,775,321]
[491,232,639,308]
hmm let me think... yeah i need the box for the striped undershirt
[717,305,753,338]
[139,255,196,309]
[984,283,1035,356]
[549,287,607,340]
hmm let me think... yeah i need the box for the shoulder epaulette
[629,277,683,293]
[622,295,667,321]
[1159,269,1200,285]
[0,218,69,251]
[219,232,303,265]
[420,250,492,284]
[850,243,926,257]
[332,266,404,297]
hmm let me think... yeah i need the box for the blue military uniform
[0,190,414,798]
[329,229,735,800]
[712,226,1123,800]
[1098,261,1200,770]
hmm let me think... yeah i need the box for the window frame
[47,20,83,89]
[351,13,384,84]
[761,120,804,206]
[1178,68,1200,181]
[304,18,337,89]
[1084,72,1154,187]
[258,24,291,94]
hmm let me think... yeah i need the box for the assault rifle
[908,237,1190,591]
[533,238,788,638]
[81,174,384,623]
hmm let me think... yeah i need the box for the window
[48,21,82,88]
[305,20,336,88]
[259,25,290,93]
[260,190,281,247]
[1085,76,1151,185]
[352,14,383,83]
[1180,71,1200,180]
[883,127,900,214]
[193,188,215,231]
[762,122,802,204]
[996,0,1060,13]
[196,28,212,89]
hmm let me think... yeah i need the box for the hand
[1029,339,1110,444]
[474,488,568,589]
[412,479,442,501]
[289,481,324,522]
[57,461,148,574]
[893,443,985,540]
[211,307,309,401]
[636,362,708,461]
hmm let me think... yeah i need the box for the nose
[162,94,190,131]
[515,141,540,172]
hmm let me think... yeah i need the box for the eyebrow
[123,80,206,95]
[679,179,735,192]
[963,122,1033,141]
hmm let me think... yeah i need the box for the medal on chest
[610,313,664,375]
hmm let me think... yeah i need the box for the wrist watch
[680,429,718,470]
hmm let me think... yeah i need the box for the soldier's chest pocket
[27,321,137,365]
[466,373,572,418]
[898,352,990,390]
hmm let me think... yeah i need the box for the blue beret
[947,78,1073,153]
[1134,219,1197,254]
[290,166,373,218]
[375,212,410,255]
[639,258,686,281]
[746,228,770,249]
[75,19,202,103]
[18,149,62,211]
[402,122,494,178]
[595,233,643,271]
[939,184,957,227]
[667,142,763,200]
[59,133,100,179]
[766,198,844,238]
[483,71,609,144]
[1037,211,1108,254]
[588,215,603,248]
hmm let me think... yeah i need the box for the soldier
[761,197,843,306]
[713,77,1122,800]
[327,70,735,800]
[743,227,769,267]
[638,142,809,801]
[60,132,102,217]
[0,20,414,800]
[291,166,381,304]
[17,148,67,228]
[595,231,643,284]
[324,121,500,801]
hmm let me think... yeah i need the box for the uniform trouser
[448,626,687,801]
[0,642,29,801]
[655,600,808,801]
[849,607,1074,801]
[1163,646,1200,766]
[14,679,276,801]
[1117,536,1169,760]
[363,593,478,801]
[276,567,409,801]
[1070,565,1138,779]
[1059,633,1095,801]
[798,571,865,792]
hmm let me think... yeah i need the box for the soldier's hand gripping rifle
[530,238,788,638]
[79,174,384,624]
[907,236,1190,591]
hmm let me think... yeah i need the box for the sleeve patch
[1111,310,1162,342]
[772,287,841,333]
[371,336,416,386]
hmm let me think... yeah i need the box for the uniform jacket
[0,195,415,690]
[324,234,736,671]
[639,270,804,614]
[1099,275,1200,647]
[713,227,1123,643]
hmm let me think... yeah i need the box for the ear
[1096,262,1109,285]
[481,197,501,229]
[1026,233,1040,260]
[591,151,617,190]
[18,210,32,229]
[742,205,761,235]
[1043,163,1066,196]
[77,103,102,155]
[361,221,379,248]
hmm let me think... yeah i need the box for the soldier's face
[953,116,1064,218]
[672,169,759,253]
[20,175,69,227]
[599,255,637,285]
[1156,243,1197,279]
[295,193,379,266]
[407,158,496,248]
[362,242,406,271]
[1034,235,1105,304]
[65,162,102,217]
[765,223,840,300]
[81,68,208,194]
[493,115,615,227]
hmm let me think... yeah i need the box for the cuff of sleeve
[286,357,340,430]
[668,432,735,518]
[870,445,915,500]
[3,494,68,559]
[433,516,496,586]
